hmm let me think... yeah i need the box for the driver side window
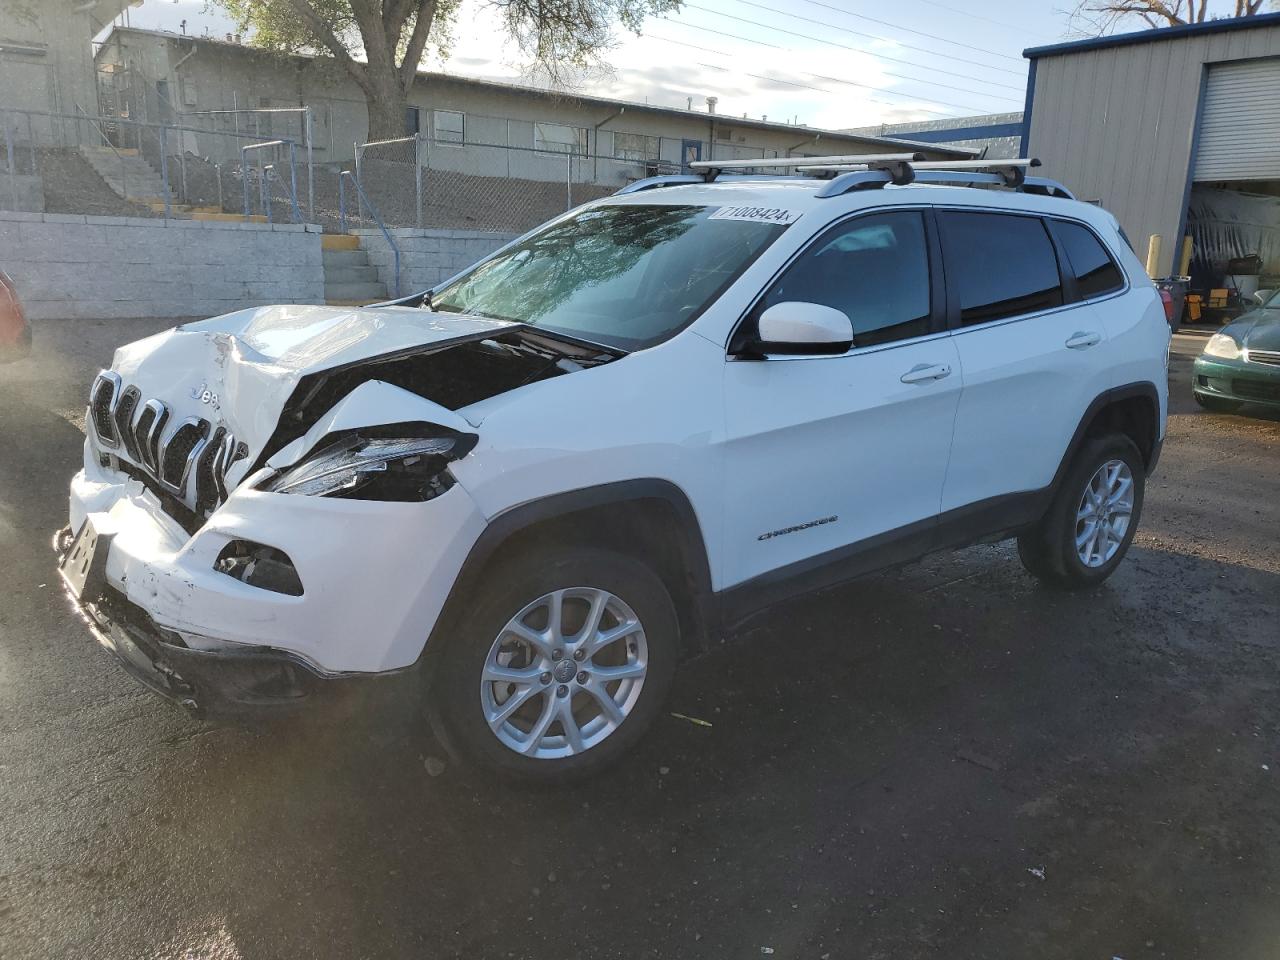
[756,210,933,349]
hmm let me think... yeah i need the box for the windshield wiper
[513,324,628,359]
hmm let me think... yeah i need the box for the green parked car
[1193,289,1280,412]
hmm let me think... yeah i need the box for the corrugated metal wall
[1027,23,1280,275]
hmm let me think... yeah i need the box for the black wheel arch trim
[1047,381,1162,497]
[422,479,717,665]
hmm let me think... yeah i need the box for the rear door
[937,209,1116,516]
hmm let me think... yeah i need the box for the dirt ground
[0,321,1277,960]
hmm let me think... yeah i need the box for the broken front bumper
[54,549,377,717]
[65,447,488,686]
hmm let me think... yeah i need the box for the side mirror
[1254,290,1271,307]
[746,301,854,357]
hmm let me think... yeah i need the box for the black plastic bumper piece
[72,585,394,719]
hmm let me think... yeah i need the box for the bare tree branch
[1069,0,1268,31]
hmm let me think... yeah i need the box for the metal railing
[0,106,308,223]
[340,170,400,296]
[240,139,302,223]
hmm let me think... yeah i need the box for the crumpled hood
[104,303,518,488]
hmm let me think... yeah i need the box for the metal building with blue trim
[1021,13,1280,278]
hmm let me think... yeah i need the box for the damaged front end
[61,303,624,713]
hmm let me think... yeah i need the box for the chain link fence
[0,106,310,224]
[3,100,805,234]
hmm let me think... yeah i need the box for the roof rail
[810,158,1075,200]
[614,174,703,195]
[614,156,1075,201]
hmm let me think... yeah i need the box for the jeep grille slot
[89,373,119,447]
[194,426,227,513]
[113,386,142,461]
[160,418,211,492]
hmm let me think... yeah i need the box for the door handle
[1065,331,1102,349]
[900,363,952,384]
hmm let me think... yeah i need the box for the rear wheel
[1017,433,1145,590]
[1193,392,1242,414]
[428,546,678,781]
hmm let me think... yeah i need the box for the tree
[1070,0,1272,35]
[215,0,680,142]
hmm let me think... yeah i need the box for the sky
[113,0,1079,130]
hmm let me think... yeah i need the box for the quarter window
[937,211,1064,326]
[756,211,933,348]
[1051,220,1124,299]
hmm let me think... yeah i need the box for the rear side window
[756,210,932,348]
[1051,220,1124,299]
[937,211,1064,326]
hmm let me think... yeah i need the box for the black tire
[1016,433,1145,590]
[1193,392,1242,414]
[427,546,679,782]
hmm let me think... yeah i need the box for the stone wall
[353,227,517,296]
[0,212,324,320]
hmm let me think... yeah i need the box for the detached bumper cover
[59,570,392,717]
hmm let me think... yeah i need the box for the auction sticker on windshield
[708,205,802,225]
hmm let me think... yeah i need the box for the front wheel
[1017,433,1145,590]
[428,546,679,781]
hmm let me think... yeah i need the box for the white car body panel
[66,179,1170,683]
[720,335,962,587]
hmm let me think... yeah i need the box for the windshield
[430,203,789,350]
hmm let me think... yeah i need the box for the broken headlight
[259,429,475,501]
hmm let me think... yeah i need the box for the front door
[719,208,961,596]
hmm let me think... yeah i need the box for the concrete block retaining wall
[0,212,325,320]
[354,227,517,296]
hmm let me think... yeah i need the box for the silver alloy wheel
[479,587,648,759]
[1075,458,1134,568]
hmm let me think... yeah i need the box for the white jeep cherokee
[60,161,1169,779]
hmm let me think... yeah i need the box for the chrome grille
[88,370,240,511]
[1246,349,1280,367]
[89,372,121,447]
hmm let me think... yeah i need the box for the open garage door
[1193,58,1280,183]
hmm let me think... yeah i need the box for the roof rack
[614,155,1074,201]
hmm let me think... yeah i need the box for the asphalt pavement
[1,320,1277,960]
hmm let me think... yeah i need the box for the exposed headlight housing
[259,427,476,501]
[1203,333,1241,360]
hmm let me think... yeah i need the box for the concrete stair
[80,145,168,202]
[80,147,268,223]
[323,236,387,305]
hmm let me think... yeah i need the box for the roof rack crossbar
[688,152,924,182]
[614,157,1075,201]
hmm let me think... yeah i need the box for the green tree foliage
[214,0,680,141]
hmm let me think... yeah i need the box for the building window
[433,109,464,144]
[405,106,421,135]
[613,131,660,161]
[534,121,588,156]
